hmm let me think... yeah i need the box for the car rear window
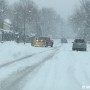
[36,37,50,41]
[74,39,85,43]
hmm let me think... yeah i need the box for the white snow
[0,39,90,90]
[4,19,11,24]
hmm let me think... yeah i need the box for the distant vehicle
[31,36,53,47]
[72,39,87,51]
[61,38,68,43]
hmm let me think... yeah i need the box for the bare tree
[11,0,40,44]
[0,0,9,28]
[39,8,63,38]
[69,0,90,39]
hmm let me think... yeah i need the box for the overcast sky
[8,0,80,20]
[33,0,80,19]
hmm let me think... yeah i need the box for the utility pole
[24,12,26,44]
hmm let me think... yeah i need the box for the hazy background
[33,0,80,20]
[8,0,80,20]
[7,0,88,39]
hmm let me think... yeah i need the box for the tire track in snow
[0,46,60,90]
[82,68,90,85]
[67,52,89,90]
[69,52,90,88]
[39,58,54,90]
[67,52,86,90]
[77,61,90,85]
[0,64,41,90]
[0,45,61,69]
[55,44,82,90]
[67,65,82,90]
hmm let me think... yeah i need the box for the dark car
[72,39,87,51]
[44,37,53,47]
[61,38,68,43]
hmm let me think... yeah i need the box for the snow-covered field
[0,39,90,90]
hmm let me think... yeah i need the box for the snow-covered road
[0,40,90,90]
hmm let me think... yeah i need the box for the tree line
[0,0,64,38]
[69,0,90,40]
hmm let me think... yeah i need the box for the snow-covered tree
[39,8,64,38]
[12,0,39,36]
[69,0,90,40]
[11,0,64,39]
[0,0,9,28]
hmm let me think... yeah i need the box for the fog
[6,0,83,38]
[8,0,80,20]
[33,0,80,20]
